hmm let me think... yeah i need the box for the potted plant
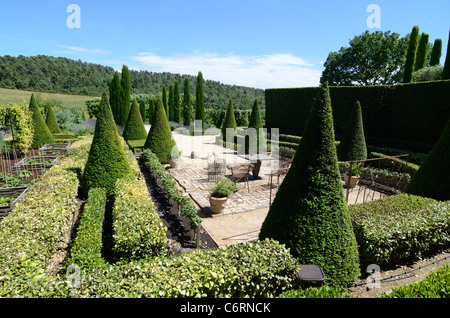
[208,177,237,214]
[169,149,181,168]
[345,162,361,188]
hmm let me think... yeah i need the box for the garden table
[237,154,276,179]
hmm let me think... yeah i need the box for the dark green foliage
[405,120,450,200]
[403,26,420,83]
[221,100,237,142]
[29,94,55,148]
[443,30,450,80]
[430,39,442,66]
[195,71,205,128]
[162,86,168,117]
[174,81,181,123]
[120,65,131,126]
[139,99,146,122]
[259,83,360,288]
[183,77,191,126]
[80,92,132,196]
[109,71,121,123]
[144,98,177,164]
[45,105,62,134]
[337,101,367,161]
[246,99,265,154]
[148,97,155,124]
[123,99,148,141]
[414,33,429,72]
[265,80,450,153]
[168,84,175,121]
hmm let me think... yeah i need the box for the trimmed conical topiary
[405,119,450,201]
[29,94,55,148]
[221,100,237,142]
[246,99,265,154]
[144,98,178,164]
[80,92,132,197]
[123,99,148,141]
[120,65,131,126]
[414,33,429,72]
[259,82,360,288]
[337,101,367,162]
[430,39,442,67]
[45,105,62,134]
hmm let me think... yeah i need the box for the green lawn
[0,88,94,107]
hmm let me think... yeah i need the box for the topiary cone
[45,105,62,134]
[405,119,450,200]
[337,100,367,162]
[144,97,178,164]
[122,99,148,141]
[80,92,132,197]
[29,94,55,148]
[259,82,360,288]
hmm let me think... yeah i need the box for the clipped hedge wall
[266,80,450,152]
[349,194,450,268]
[67,188,107,270]
[112,178,168,261]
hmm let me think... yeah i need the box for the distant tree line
[0,55,265,110]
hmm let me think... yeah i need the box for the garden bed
[0,185,29,218]
[138,156,218,254]
[39,143,71,155]
[12,155,59,172]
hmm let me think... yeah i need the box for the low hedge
[349,194,450,268]
[370,152,420,177]
[69,239,298,298]
[67,188,107,270]
[142,149,202,228]
[112,178,168,261]
[382,264,450,298]
[0,164,79,296]
[278,286,353,298]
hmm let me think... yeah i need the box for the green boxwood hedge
[112,178,168,261]
[67,188,107,270]
[349,194,450,268]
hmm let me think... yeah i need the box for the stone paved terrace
[163,131,389,247]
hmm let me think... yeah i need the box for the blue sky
[0,0,449,89]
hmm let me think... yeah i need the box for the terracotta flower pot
[210,196,228,214]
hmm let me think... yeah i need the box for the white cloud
[55,45,109,55]
[131,52,322,89]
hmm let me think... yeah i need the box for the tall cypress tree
[430,39,442,66]
[109,71,121,123]
[174,81,181,123]
[162,86,168,117]
[221,100,237,142]
[80,92,131,197]
[168,84,175,122]
[403,26,420,83]
[148,97,155,125]
[442,30,450,80]
[414,33,429,72]
[183,77,191,126]
[29,94,55,148]
[246,99,265,154]
[120,65,131,126]
[139,99,146,122]
[259,83,360,288]
[195,71,205,129]
[337,101,367,162]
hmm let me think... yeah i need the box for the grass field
[0,88,94,107]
